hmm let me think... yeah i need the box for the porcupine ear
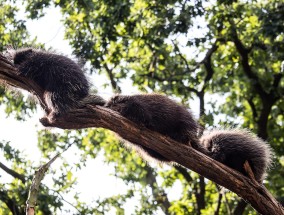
[4,45,16,61]
[12,48,34,65]
[110,95,120,103]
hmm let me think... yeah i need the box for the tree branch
[99,56,121,93]
[233,199,248,215]
[229,23,268,100]
[26,153,61,215]
[0,55,283,215]
[214,193,223,215]
[0,162,26,183]
[145,165,171,215]
[273,73,283,89]
[246,97,258,120]
[50,189,82,214]
[229,22,279,140]
[26,142,74,214]
[172,40,196,74]
[201,41,218,87]
[248,42,267,52]
[175,166,193,182]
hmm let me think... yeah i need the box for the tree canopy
[0,0,283,214]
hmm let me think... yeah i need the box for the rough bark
[0,55,283,215]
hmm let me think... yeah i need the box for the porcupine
[200,129,273,182]
[105,94,208,162]
[7,48,105,123]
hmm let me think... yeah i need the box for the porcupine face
[13,48,34,65]
[105,95,129,112]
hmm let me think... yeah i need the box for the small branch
[272,73,283,89]
[172,40,195,74]
[26,153,60,215]
[145,165,171,215]
[224,192,233,215]
[248,42,267,52]
[26,143,73,215]
[201,41,218,87]
[244,161,257,184]
[99,56,121,93]
[0,162,26,183]
[175,165,193,182]
[197,176,206,211]
[142,72,201,95]
[186,86,200,95]
[214,193,223,215]
[229,21,268,100]
[175,166,205,214]
[50,189,82,214]
[246,97,258,119]
[233,199,247,215]
[0,54,283,215]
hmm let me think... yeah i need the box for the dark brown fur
[8,48,105,122]
[200,129,273,182]
[105,94,208,162]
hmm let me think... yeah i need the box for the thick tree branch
[0,162,26,183]
[0,55,283,215]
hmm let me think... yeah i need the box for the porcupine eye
[206,140,213,151]
[111,97,118,104]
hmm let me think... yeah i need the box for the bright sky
[0,4,184,214]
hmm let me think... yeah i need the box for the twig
[50,189,82,214]
[244,161,257,183]
[26,144,73,215]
